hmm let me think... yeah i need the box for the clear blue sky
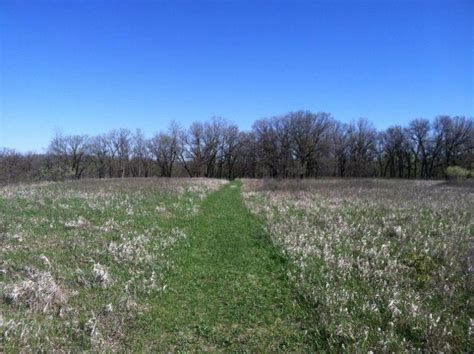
[1,0,472,152]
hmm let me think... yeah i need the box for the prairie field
[242,179,473,351]
[0,178,226,351]
[1,178,472,351]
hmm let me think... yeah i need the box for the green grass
[241,178,473,351]
[5,178,468,351]
[131,181,315,351]
[1,179,317,351]
[1,179,226,351]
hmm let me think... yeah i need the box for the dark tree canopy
[1,112,472,184]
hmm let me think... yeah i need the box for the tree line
[1,112,472,184]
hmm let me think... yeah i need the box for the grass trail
[133,181,314,351]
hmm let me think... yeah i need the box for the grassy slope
[132,181,315,351]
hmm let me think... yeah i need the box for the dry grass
[242,178,473,351]
[2,177,471,351]
[0,177,226,351]
[3,268,67,313]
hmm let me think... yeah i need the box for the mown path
[134,181,315,351]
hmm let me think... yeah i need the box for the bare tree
[47,132,88,179]
[66,135,89,179]
[382,126,410,178]
[131,129,150,177]
[331,121,349,177]
[3,112,473,183]
[47,131,69,179]
[0,149,23,184]
[89,134,110,178]
[253,117,288,177]
[149,122,181,177]
[234,131,257,178]
[434,116,473,175]
[110,129,131,178]
[288,111,333,178]
[406,118,431,178]
[221,124,242,179]
[149,133,174,177]
[346,118,377,177]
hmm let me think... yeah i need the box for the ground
[1,178,472,351]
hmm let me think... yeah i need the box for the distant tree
[0,149,23,184]
[346,118,377,177]
[47,131,88,179]
[149,122,181,177]
[3,112,473,183]
[434,116,473,176]
[331,122,350,177]
[110,129,131,178]
[131,129,150,177]
[47,131,69,179]
[288,111,333,178]
[253,117,289,177]
[234,131,257,178]
[221,124,242,179]
[149,133,174,177]
[66,135,89,179]
[406,118,431,178]
[89,134,110,179]
[382,126,409,178]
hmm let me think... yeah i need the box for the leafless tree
[346,118,377,177]
[406,118,431,178]
[149,122,181,177]
[89,134,110,179]
[47,132,88,179]
[382,126,410,178]
[331,121,350,177]
[4,113,473,184]
[288,111,333,178]
[110,129,131,178]
[131,129,150,177]
[434,116,473,175]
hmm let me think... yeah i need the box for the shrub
[445,166,471,179]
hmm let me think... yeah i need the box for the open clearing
[1,178,472,351]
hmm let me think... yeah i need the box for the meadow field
[242,179,473,351]
[1,178,472,351]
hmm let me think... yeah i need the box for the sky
[0,0,472,153]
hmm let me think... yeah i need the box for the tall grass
[242,178,473,351]
[1,178,225,351]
